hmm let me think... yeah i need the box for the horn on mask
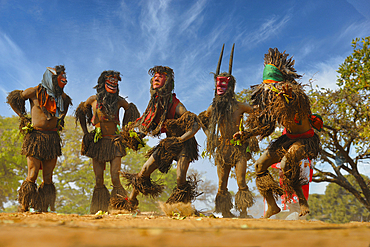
[229,43,235,75]
[216,44,225,75]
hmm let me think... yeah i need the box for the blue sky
[1,0,369,198]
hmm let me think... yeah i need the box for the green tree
[309,36,370,212]
[55,116,181,214]
[53,116,95,214]
[0,116,27,211]
[1,115,215,214]
[308,175,370,223]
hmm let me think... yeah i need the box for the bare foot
[299,203,310,217]
[263,205,281,219]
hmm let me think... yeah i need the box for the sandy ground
[1,212,370,247]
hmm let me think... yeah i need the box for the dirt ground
[1,212,370,247]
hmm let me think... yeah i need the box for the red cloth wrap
[282,128,314,139]
[137,93,180,133]
[37,86,56,115]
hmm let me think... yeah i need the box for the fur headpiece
[213,43,236,97]
[95,70,121,88]
[149,66,174,96]
[206,44,238,156]
[263,48,302,84]
[135,66,175,136]
[94,70,121,119]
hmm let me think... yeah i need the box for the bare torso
[83,95,129,135]
[284,114,312,134]
[21,86,67,129]
[206,100,254,139]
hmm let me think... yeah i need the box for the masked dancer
[233,48,321,218]
[75,70,140,214]
[199,44,259,218]
[112,66,201,213]
[7,66,72,212]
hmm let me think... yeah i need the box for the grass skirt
[22,130,61,160]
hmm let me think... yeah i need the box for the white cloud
[117,0,137,26]
[346,0,370,20]
[0,33,40,116]
[0,33,38,87]
[338,19,370,41]
[241,13,292,49]
[302,56,343,90]
[137,0,174,61]
[178,0,207,34]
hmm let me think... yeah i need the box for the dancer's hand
[279,84,292,98]
[233,131,243,140]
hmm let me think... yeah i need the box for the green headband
[263,64,284,83]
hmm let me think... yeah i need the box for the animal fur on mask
[136,66,175,136]
[94,70,121,120]
[207,72,237,155]
[52,65,66,97]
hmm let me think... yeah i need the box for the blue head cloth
[41,67,64,117]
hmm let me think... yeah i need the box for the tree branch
[320,149,335,160]
[312,167,336,179]
[338,164,352,174]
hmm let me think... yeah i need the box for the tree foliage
[51,116,215,214]
[53,116,95,214]
[309,36,370,212]
[1,115,216,214]
[307,175,370,223]
[0,116,27,210]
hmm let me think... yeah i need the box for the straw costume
[199,44,259,218]
[111,66,201,213]
[75,70,140,213]
[235,48,321,218]
[6,65,72,212]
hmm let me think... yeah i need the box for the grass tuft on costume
[235,188,255,211]
[22,130,62,160]
[18,180,40,212]
[110,185,128,199]
[74,101,93,127]
[145,111,200,174]
[122,172,164,198]
[6,90,27,116]
[165,174,202,204]
[38,182,56,212]
[90,185,110,214]
[122,103,140,127]
[81,131,126,162]
[256,171,284,200]
[215,190,233,216]
[109,195,138,212]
